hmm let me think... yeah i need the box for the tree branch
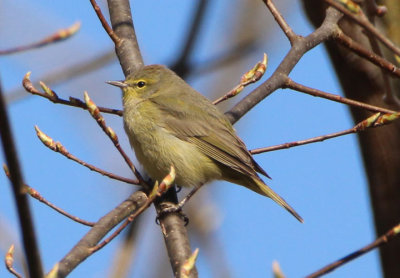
[225,7,342,124]
[0,78,43,276]
[302,1,400,276]
[107,0,143,76]
[262,0,298,44]
[51,191,147,277]
[284,78,396,114]
[306,223,400,278]
[0,22,80,55]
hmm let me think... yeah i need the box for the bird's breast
[123,101,221,186]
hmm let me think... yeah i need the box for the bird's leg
[156,201,189,225]
[156,183,204,225]
[176,183,204,210]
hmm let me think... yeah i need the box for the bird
[107,64,303,222]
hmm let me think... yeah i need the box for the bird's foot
[156,202,189,226]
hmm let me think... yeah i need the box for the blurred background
[0,0,380,277]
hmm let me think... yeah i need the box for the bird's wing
[150,93,270,178]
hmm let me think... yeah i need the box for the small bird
[108,65,303,222]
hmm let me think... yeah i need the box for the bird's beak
[106,80,128,88]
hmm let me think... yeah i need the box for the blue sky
[0,1,380,277]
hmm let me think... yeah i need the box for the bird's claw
[156,202,189,226]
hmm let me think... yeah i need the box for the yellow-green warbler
[108,65,302,222]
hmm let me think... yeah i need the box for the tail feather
[253,178,303,223]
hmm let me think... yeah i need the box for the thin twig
[213,53,268,105]
[34,126,138,185]
[51,191,147,277]
[303,2,400,276]
[334,30,400,78]
[327,0,400,86]
[89,0,121,45]
[3,165,95,226]
[22,72,122,115]
[7,50,115,104]
[0,76,43,277]
[284,78,397,114]
[89,166,175,253]
[26,186,95,226]
[360,1,399,106]
[306,223,400,278]
[83,92,146,187]
[251,111,400,154]
[251,128,354,154]
[0,22,80,55]
[325,0,400,57]
[226,7,343,124]
[262,0,298,44]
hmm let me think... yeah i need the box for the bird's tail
[253,177,303,223]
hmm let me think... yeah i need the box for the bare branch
[335,31,400,79]
[89,166,175,253]
[226,7,343,124]
[306,222,400,278]
[284,78,396,114]
[325,0,400,57]
[27,186,95,227]
[107,0,143,76]
[213,54,267,105]
[251,127,355,154]
[22,73,122,115]
[302,1,400,275]
[251,111,400,153]
[51,190,147,277]
[0,77,43,277]
[0,22,80,55]
[34,126,138,185]
[155,194,198,278]
[83,92,146,186]
[89,0,121,45]
[7,50,115,104]
[262,0,298,44]
[3,166,95,226]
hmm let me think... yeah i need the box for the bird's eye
[137,81,146,88]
